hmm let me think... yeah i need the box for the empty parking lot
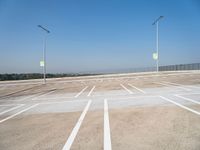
[0,71,200,150]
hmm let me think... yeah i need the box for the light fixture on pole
[37,25,50,84]
[152,16,164,72]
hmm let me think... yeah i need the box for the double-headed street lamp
[152,16,164,72]
[37,25,50,84]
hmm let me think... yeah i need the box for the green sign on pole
[40,61,45,67]
[153,53,158,60]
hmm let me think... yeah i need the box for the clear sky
[0,0,200,73]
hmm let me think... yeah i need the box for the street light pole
[37,25,50,84]
[156,21,159,72]
[43,34,47,84]
[152,16,164,72]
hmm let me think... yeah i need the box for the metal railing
[159,63,200,71]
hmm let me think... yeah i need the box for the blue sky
[0,0,200,73]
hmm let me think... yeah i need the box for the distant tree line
[0,73,100,81]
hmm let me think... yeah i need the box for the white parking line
[104,99,112,150]
[87,86,95,97]
[32,90,57,100]
[0,104,22,106]
[62,100,92,150]
[128,84,146,94]
[38,99,88,105]
[120,84,133,94]
[163,81,200,89]
[165,82,192,91]
[91,93,129,98]
[74,86,88,98]
[0,104,39,123]
[159,96,200,116]
[155,82,191,91]
[175,94,200,105]
[0,104,24,115]
[176,93,200,96]
[17,94,41,102]
[28,96,73,101]
[108,95,158,101]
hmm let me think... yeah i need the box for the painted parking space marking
[159,96,200,116]
[128,84,146,94]
[120,84,133,94]
[29,96,73,101]
[0,104,22,106]
[87,86,96,97]
[176,93,200,96]
[163,81,200,89]
[62,100,92,150]
[31,90,57,100]
[16,94,42,102]
[74,86,88,98]
[155,82,191,91]
[0,71,200,149]
[0,104,24,115]
[104,99,112,150]
[175,94,200,105]
[0,104,39,123]
[38,99,89,105]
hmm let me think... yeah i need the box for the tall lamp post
[37,25,50,84]
[152,16,164,72]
